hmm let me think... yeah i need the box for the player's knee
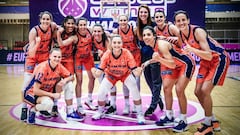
[98,78,113,101]
[131,89,141,101]
[55,83,63,93]
[98,89,108,101]
[194,87,203,97]
[98,85,110,101]
[36,97,53,111]
[63,82,74,100]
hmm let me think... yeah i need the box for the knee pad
[136,76,141,91]
[122,84,129,97]
[98,78,113,101]
[124,74,141,101]
[63,81,74,100]
[98,73,104,83]
[36,96,53,111]
[22,72,33,92]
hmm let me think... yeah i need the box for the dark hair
[93,23,108,48]
[143,26,156,37]
[76,17,88,25]
[136,5,153,38]
[173,10,189,21]
[39,11,53,21]
[62,15,76,35]
[154,10,166,18]
[154,10,168,24]
[62,15,76,27]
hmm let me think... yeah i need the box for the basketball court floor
[0,64,239,135]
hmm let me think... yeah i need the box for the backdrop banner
[29,0,205,31]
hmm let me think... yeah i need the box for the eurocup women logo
[58,0,88,18]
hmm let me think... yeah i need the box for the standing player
[174,10,230,135]
[92,23,110,58]
[136,5,164,116]
[91,34,145,124]
[24,48,83,124]
[57,15,76,75]
[154,10,195,132]
[56,15,83,120]
[142,26,195,132]
[108,14,141,115]
[74,17,96,115]
[92,23,114,109]
[154,10,181,45]
[21,11,59,121]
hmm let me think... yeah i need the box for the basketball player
[56,15,84,120]
[74,17,95,115]
[154,10,181,45]
[92,23,115,109]
[154,10,195,132]
[174,10,230,135]
[91,35,145,124]
[106,14,141,115]
[20,11,59,121]
[24,48,84,124]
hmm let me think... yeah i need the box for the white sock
[98,106,104,113]
[135,104,142,114]
[22,102,27,108]
[53,99,58,106]
[212,114,217,121]
[67,105,74,114]
[30,107,36,112]
[110,96,116,107]
[180,113,187,123]
[204,116,212,126]
[166,110,173,119]
[88,93,92,101]
[76,97,82,107]
[125,98,130,106]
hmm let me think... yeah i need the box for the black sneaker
[51,105,58,117]
[105,106,117,114]
[39,111,52,118]
[20,108,28,121]
[144,107,155,116]
[172,120,189,132]
[159,97,164,110]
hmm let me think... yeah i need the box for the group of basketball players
[19,4,230,135]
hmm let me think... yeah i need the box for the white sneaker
[92,111,104,120]
[85,100,97,110]
[122,105,130,115]
[77,106,86,116]
[137,114,145,125]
